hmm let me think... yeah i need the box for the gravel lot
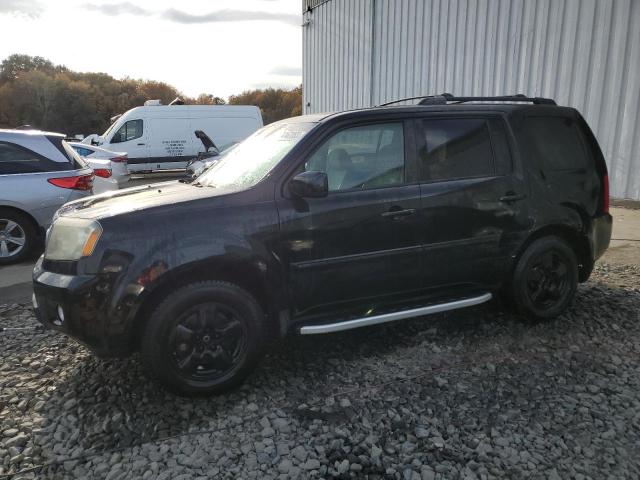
[1,263,639,480]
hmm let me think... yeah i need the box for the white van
[84,103,263,172]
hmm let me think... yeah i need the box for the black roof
[285,95,572,125]
[297,103,570,125]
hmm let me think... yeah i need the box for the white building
[302,0,640,200]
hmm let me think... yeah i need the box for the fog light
[54,305,65,326]
[32,293,38,310]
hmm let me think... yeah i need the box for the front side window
[111,119,143,143]
[305,122,405,192]
[420,119,494,182]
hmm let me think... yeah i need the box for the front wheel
[141,281,266,396]
[509,236,578,321]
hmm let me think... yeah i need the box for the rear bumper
[590,213,612,261]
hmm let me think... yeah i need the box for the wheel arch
[513,225,592,282]
[131,257,281,349]
[0,205,42,235]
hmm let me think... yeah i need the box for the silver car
[0,129,94,264]
[69,142,130,193]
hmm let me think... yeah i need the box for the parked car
[33,95,612,395]
[82,103,263,173]
[185,130,238,178]
[0,129,93,264]
[69,142,129,193]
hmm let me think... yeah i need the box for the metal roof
[302,0,640,199]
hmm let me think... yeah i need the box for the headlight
[45,217,102,261]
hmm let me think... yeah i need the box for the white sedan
[69,142,130,193]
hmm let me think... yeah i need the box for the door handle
[137,143,145,146]
[499,193,526,203]
[381,208,416,219]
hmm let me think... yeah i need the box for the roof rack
[378,93,556,107]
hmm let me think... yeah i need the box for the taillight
[94,168,112,178]
[603,174,610,214]
[48,174,94,191]
[110,156,127,163]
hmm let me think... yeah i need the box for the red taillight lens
[110,156,127,163]
[48,174,94,191]
[94,168,112,178]
[603,174,610,214]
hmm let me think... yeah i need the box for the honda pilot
[33,95,612,395]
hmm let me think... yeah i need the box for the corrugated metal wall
[302,0,640,200]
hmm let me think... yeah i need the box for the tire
[0,209,36,265]
[141,281,266,396]
[509,236,578,321]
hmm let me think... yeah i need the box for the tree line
[0,54,302,135]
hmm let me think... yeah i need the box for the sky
[0,0,302,98]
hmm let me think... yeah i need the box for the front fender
[94,201,284,351]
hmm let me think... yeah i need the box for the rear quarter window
[47,136,88,170]
[522,116,591,171]
[0,141,72,174]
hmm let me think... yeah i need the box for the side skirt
[298,293,492,335]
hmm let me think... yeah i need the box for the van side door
[416,115,531,292]
[146,118,192,171]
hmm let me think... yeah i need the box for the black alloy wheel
[510,236,578,321]
[170,302,247,380]
[524,250,570,310]
[142,281,265,396]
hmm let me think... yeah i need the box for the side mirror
[288,171,328,198]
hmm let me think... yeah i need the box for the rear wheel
[510,236,578,321]
[0,209,36,265]
[141,281,265,396]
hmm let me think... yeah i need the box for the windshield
[101,117,120,138]
[197,121,316,189]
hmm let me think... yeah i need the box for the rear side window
[73,146,94,157]
[0,141,71,174]
[523,116,589,170]
[420,119,495,182]
[111,119,143,143]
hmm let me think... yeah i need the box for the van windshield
[197,121,316,189]
[101,118,120,138]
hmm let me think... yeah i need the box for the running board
[299,293,493,335]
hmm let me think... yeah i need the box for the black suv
[33,95,612,395]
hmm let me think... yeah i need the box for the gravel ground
[1,263,639,480]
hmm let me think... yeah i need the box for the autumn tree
[195,94,226,105]
[0,54,302,133]
[229,86,302,124]
[0,54,62,82]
